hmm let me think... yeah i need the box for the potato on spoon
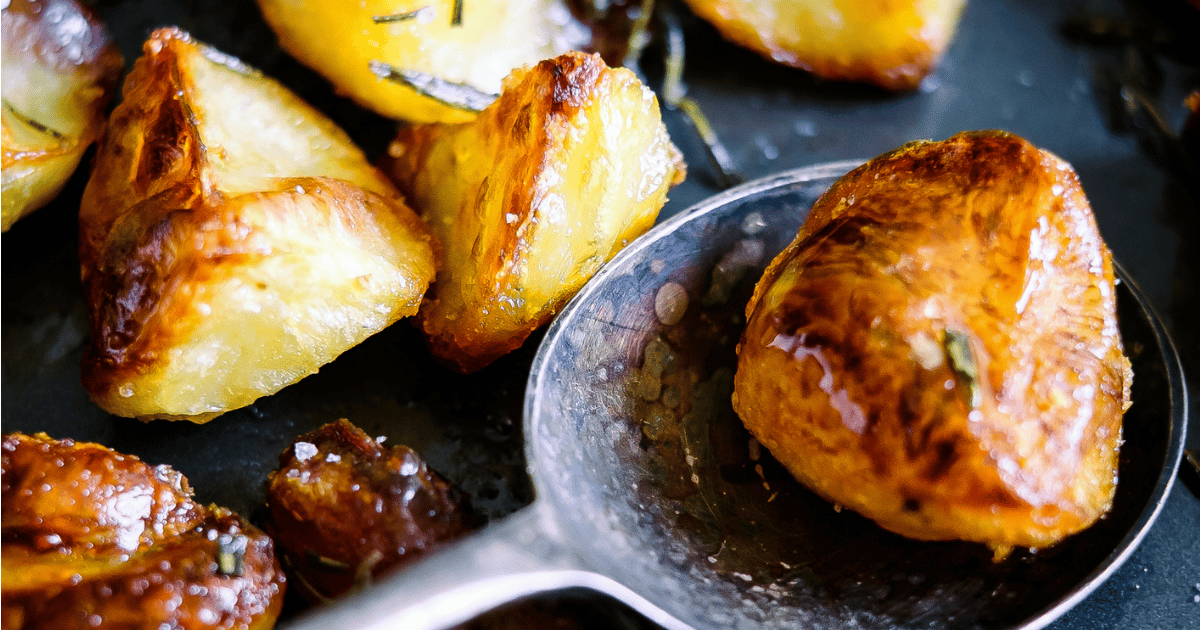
[79,28,436,422]
[734,131,1132,554]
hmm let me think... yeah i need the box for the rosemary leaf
[372,7,429,23]
[369,60,496,112]
[305,548,351,572]
[3,100,66,140]
[943,330,981,409]
[659,9,741,189]
[451,0,463,26]
[216,534,248,577]
[621,0,655,70]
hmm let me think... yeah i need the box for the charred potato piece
[733,131,1131,552]
[382,51,685,373]
[2,432,285,630]
[79,28,436,422]
[680,0,966,90]
[255,0,592,123]
[266,419,478,601]
[1,0,122,231]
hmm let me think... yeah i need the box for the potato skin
[266,419,478,601]
[680,0,966,90]
[79,29,436,422]
[733,131,1131,551]
[1,0,122,231]
[2,432,285,630]
[382,51,685,373]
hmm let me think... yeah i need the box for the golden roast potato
[2,432,285,630]
[680,0,967,90]
[382,51,685,373]
[267,419,479,602]
[79,28,436,422]
[1,0,122,231]
[733,131,1132,553]
[255,0,594,123]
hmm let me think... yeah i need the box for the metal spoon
[283,162,1187,630]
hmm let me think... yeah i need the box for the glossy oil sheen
[735,131,1131,550]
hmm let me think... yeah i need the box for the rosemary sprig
[622,0,655,70]
[658,8,741,189]
[369,60,496,112]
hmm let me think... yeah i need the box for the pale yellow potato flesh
[383,52,685,373]
[255,0,592,123]
[1,0,122,231]
[682,0,967,90]
[79,28,435,422]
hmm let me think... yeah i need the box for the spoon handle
[280,500,587,630]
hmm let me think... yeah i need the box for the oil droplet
[118,384,134,398]
[655,282,688,326]
[793,120,817,137]
[741,212,767,235]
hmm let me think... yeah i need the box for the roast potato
[680,0,967,90]
[79,28,436,422]
[255,0,594,123]
[2,432,285,630]
[382,51,685,373]
[1,0,122,231]
[733,131,1132,553]
[266,419,479,601]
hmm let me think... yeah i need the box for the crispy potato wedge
[255,0,594,123]
[681,0,966,90]
[382,51,685,373]
[733,131,1131,552]
[267,419,479,601]
[79,28,436,422]
[2,432,285,630]
[1,0,122,231]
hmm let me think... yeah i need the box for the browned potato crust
[733,131,1132,552]
[680,0,966,90]
[1,0,122,231]
[2,432,285,630]
[79,28,436,422]
[266,419,479,601]
[382,51,685,373]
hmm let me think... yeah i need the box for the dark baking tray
[3,0,1198,628]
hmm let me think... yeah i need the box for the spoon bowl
[285,162,1187,630]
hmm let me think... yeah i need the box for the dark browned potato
[382,51,685,373]
[733,131,1132,554]
[1,432,285,630]
[1,0,123,231]
[266,419,479,601]
[79,28,436,422]
[680,0,967,90]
